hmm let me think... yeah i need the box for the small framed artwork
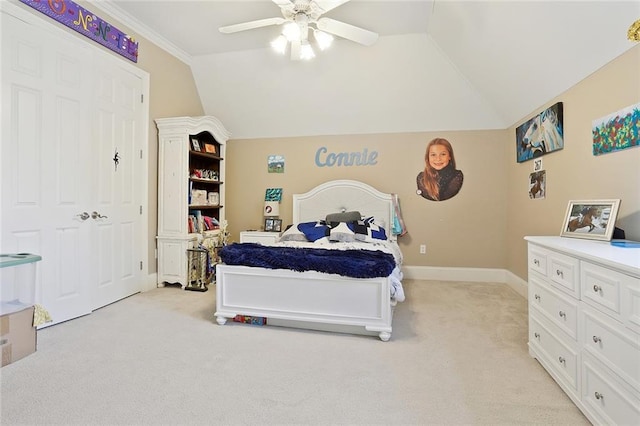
[190,138,201,152]
[264,218,282,232]
[204,143,217,154]
[560,199,621,241]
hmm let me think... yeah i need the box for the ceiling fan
[218,0,378,60]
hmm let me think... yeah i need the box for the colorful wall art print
[592,102,640,156]
[267,155,284,173]
[516,102,564,163]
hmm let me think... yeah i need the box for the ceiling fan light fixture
[271,35,288,54]
[300,42,315,60]
[313,29,334,50]
[282,22,301,42]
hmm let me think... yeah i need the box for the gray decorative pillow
[325,211,361,223]
[328,222,356,242]
[278,224,308,242]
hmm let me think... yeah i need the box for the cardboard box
[1,306,36,367]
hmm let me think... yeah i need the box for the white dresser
[525,236,640,425]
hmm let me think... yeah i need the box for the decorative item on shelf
[190,137,201,152]
[208,192,219,205]
[560,199,621,241]
[191,189,208,205]
[204,143,217,154]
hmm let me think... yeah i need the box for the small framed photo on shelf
[190,138,201,152]
[204,143,217,154]
[560,199,621,241]
[264,218,282,232]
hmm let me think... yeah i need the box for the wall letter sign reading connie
[19,0,139,62]
[315,147,378,167]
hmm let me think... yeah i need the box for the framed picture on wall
[560,199,621,241]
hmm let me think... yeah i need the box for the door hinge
[139,205,142,215]
[139,149,143,159]
[140,94,144,103]
[140,261,143,270]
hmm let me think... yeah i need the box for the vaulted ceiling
[98,1,639,139]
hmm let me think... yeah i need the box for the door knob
[76,212,90,221]
[91,211,108,219]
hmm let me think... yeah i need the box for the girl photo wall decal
[416,138,464,201]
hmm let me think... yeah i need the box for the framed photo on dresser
[560,199,620,241]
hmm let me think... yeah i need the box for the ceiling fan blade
[272,0,295,8]
[219,17,285,34]
[316,18,378,46]
[290,39,301,61]
[313,0,351,13]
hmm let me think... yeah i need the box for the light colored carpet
[0,280,589,425]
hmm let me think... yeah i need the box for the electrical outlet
[419,244,426,254]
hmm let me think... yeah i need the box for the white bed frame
[214,180,399,341]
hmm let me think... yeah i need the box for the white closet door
[92,57,144,309]
[1,9,94,322]
[1,4,146,325]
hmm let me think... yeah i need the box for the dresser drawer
[528,245,548,276]
[581,261,626,319]
[529,275,579,340]
[624,278,640,335]
[582,352,640,426]
[530,313,580,393]
[239,231,279,245]
[581,305,640,392]
[548,251,580,298]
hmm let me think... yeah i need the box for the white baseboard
[402,266,528,300]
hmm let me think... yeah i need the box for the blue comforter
[219,243,396,278]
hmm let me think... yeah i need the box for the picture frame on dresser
[264,218,282,232]
[560,199,621,241]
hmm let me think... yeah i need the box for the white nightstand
[239,231,280,245]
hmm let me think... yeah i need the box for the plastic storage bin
[0,253,42,316]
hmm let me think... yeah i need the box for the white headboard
[292,180,396,242]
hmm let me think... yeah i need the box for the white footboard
[214,264,394,341]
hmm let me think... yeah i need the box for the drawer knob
[594,391,604,400]
[534,259,540,266]
[558,311,566,318]
[592,336,602,344]
[534,332,540,339]
[556,269,563,278]
[558,356,566,364]
[593,284,601,293]
[534,294,541,301]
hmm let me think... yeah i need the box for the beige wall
[506,44,640,280]
[227,45,639,279]
[226,130,508,268]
